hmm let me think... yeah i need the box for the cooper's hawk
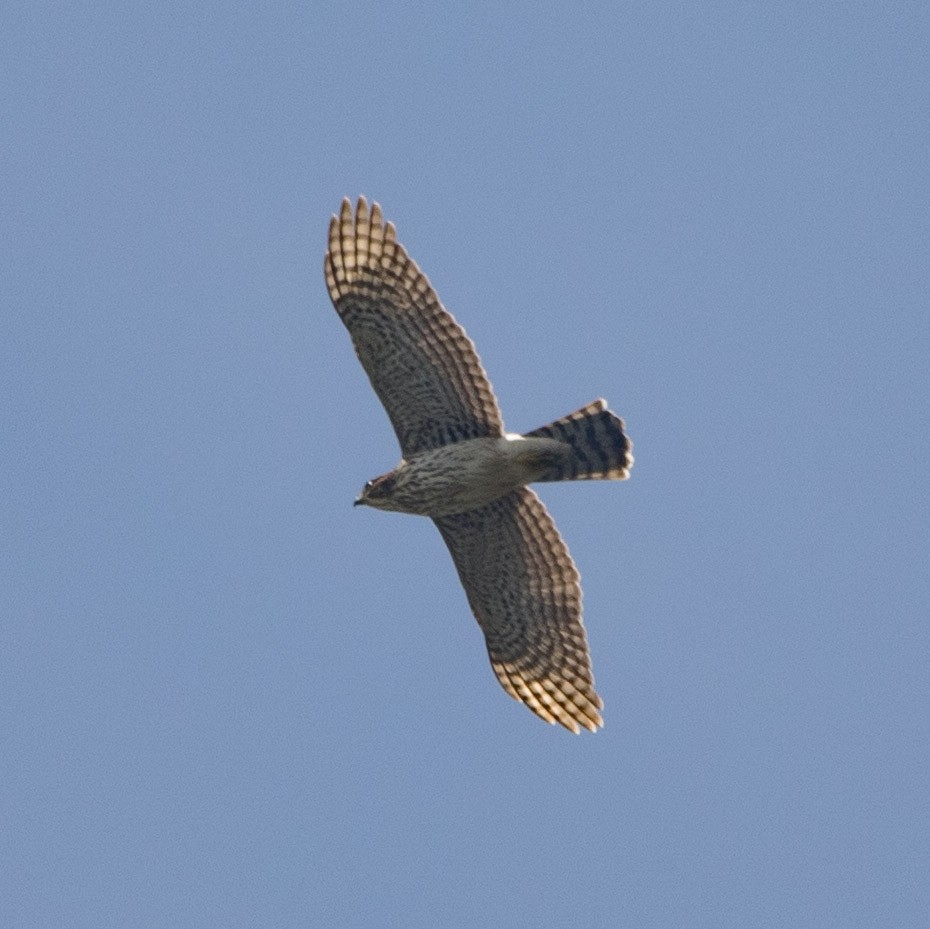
[324,197,633,733]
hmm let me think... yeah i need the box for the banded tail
[524,399,633,483]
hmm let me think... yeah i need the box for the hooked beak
[353,497,364,507]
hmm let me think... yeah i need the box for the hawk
[324,197,633,733]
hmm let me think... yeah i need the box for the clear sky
[3,2,928,926]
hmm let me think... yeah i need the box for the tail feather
[524,399,633,482]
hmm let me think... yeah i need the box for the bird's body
[324,197,633,733]
[358,434,566,517]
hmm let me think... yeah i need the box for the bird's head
[354,471,400,510]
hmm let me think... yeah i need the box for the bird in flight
[324,197,633,732]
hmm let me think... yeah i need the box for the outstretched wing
[325,197,504,456]
[433,488,603,733]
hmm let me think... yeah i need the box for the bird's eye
[364,481,374,490]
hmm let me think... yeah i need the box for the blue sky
[3,2,928,926]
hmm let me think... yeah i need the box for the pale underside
[324,196,603,732]
[358,434,573,517]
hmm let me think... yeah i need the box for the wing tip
[494,661,604,734]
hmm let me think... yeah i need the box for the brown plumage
[324,197,633,733]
